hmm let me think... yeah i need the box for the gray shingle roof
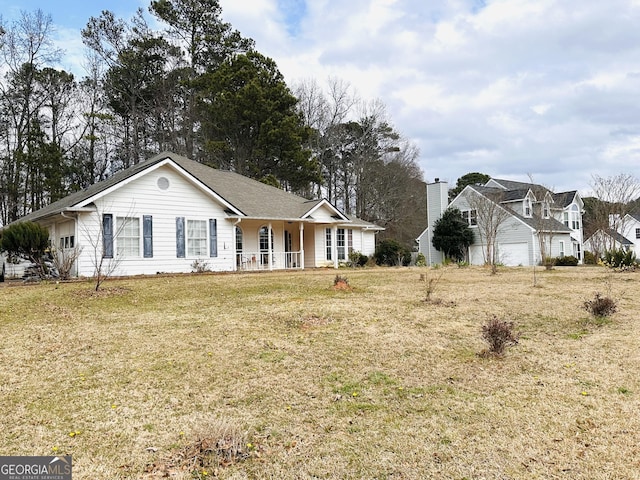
[15,152,380,227]
[469,185,571,233]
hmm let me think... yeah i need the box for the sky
[2,0,640,194]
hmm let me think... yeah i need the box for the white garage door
[498,243,529,266]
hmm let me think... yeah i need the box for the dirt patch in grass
[2,266,640,478]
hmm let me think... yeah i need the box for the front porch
[235,251,303,271]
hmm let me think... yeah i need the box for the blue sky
[2,0,640,194]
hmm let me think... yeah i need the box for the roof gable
[73,158,243,215]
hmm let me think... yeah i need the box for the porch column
[268,222,273,271]
[332,225,338,269]
[299,222,305,270]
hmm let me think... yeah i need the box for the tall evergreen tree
[432,207,474,261]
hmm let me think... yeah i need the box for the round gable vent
[157,176,170,190]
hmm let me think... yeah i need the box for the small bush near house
[415,252,427,267]
[583,251,598,265]
[374,239,411,266]
[348,251,368,267]
[479,315,519,357]
[554,255,579,266]
[191,259,211,273]
[603,249,637,269]
[583,292,617,318]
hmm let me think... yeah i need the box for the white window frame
[116,216,140,257]
[462,209,477,226]
[636,228,640,240]
[524,197,532,218]
[187,219,208,257]
[337,228,346,260]
[325,228,332,261]
[570,205,580,230]
[559,240,565,258]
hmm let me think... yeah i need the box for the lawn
[1,266,639,479]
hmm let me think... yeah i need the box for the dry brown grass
[1,266,640,479]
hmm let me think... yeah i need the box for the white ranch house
[9,152,382,278]
[418,178,584,266]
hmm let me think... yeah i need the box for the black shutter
[209,219,217,257]
[103,214,113,258]
[143,215,153,258]
[176,217,185,258]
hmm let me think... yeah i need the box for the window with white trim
[59,235,75,250]
[542,202,550,219]
[559,240,565,257]
[461,209,477,226]
[325,228,332,260]
[524,197,532,217]
[636,228,640,239]
[187,219,207,257]
[570,204,580,230]
[236,227,243,252]
[117,217,140,257]
[337,228,346,260]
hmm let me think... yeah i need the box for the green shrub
[348,251,368,267]
[583,251,598,265]
[554,255,578,266]
[415,252,427,267]
[374,239,411,266]
[603,248,637,269]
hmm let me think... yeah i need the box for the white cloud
[30,0,640,194]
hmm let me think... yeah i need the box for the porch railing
[236,251,303,271]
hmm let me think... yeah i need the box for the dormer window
[524,198,532,217]
[542,202,550,219]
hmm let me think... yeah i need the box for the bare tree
[464,187,511,273]
[80,204,133,290]
[590,174,640,251]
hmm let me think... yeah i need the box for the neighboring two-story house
[418,178,585,266]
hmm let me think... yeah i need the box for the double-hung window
[325,228,332,260]
[176,217,216,258]
[117,217,140,257]
[187,220,208,257]
[337,228,346,260]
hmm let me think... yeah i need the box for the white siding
[74,165,235,276]
[452,190,537,266]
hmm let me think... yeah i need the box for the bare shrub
[191,258,211,273]
[146,420,250,477]
[583,292,617,317]
[51,246,82,280]
[480,316,519,357]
